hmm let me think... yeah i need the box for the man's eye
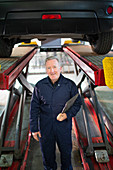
[53,66,56,68]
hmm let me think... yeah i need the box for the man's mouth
[51,73,55,75]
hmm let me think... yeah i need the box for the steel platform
[63,45,113,170]
[0,47,37,90]
[0,46,37,169]
[63,45,113,86]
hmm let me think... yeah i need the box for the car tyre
[89,32,113,55]
[0,38,13,57]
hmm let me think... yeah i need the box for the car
[0,0,113,57]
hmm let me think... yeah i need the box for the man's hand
[32,131,41,141]
[57,113,67,121]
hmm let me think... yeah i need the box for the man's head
[45,56,61,84]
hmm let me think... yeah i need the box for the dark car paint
[0,0,113,38]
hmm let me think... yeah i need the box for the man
[30,56,81,170]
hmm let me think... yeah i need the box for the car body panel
[0,0,112,39]
[0,0,113,56]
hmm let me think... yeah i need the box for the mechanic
[30,56,82,170]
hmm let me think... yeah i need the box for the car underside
[0,0,113,57]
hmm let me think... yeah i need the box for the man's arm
[30,85,41,140]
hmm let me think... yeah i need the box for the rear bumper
[4,11,99,35]
[0,1,113,36]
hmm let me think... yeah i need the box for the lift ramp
[0,47,37,169]
[1,44,113,169]
[63,45,113,169]
[0,47,37,90]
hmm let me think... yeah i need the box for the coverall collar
[46,74,64,88]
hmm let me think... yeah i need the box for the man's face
[46,59,61,84]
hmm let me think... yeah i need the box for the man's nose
[50,68,54,72]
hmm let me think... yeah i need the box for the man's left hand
[57,113,67,121]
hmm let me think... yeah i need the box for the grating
[0,58,19,73]
[83,55,106,67]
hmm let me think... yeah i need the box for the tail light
[42,14,61,20]
[106,6,113,14]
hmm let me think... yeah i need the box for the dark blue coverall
[30,74,81,170]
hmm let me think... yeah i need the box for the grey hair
[45,56,59,64]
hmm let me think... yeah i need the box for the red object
[73,110,106,170]
[63,46,106,86]
[42,14,61,20]
[72,118,90,170]
[20,131,31,170]
[107,6,113,14]
[5,99,19,137]
[0,47,37,90]
[73,98,113,170]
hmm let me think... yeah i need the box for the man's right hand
[32,131,41,141]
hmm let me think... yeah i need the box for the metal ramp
[63,45,113,169]
[0,47,37,169]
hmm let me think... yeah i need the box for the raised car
[0,0,113,57]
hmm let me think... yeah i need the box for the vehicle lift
[63,45,113,169]
[0,47,37,169]
[0,44,113,169]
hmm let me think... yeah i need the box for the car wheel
[89,32,113,55]
[0,38,13,57]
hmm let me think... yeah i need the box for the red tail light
[107,6,113,14]
[42,14,61,20]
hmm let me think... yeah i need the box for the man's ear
[60,66,62,72]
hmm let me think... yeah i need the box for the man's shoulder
[35,77,48,86]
